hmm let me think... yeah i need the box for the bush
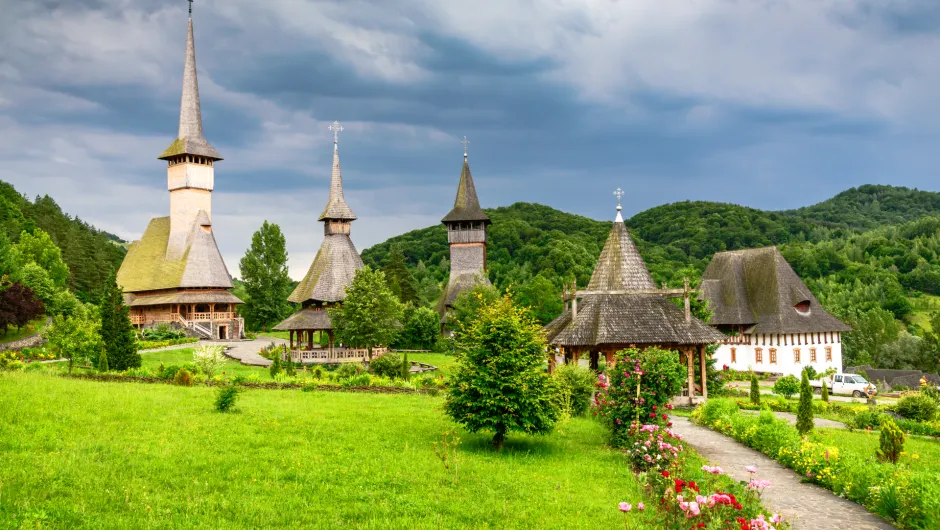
[695,398,739,426]
[312,366,324,380]
[553,364,597,417]
[335,362,363,379]
[215,386,239,412]
[400,353,410,380]
[772,375,800,399]
[368,352,402,378]
[877,416,905,464]
[892,385,911,392]
[174,368,193,386]
[796,369,814,434]
[269,351,282,379]
[896,394,937,422]
[192,345,227,378]
[750,373,761,405]
[821,380,829,402]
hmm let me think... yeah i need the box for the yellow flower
[912,454,920,459]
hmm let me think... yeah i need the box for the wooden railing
[130,315,144,325]
[189,312,236,321]
[129,313,180,325]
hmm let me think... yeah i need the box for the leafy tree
[12,229,69,288]
[98,270,140,371]
[329,267,403,360]
[510,274,564,325]
[0,282,44,334]
[445,295,560,449]
[447,283,500,335]
[42,305,102,374]
[796,370,814,434]
[238,221,292,332]
[750,373,761,405]
[383,245,419,305]
[17,262,56,308]
[395,305,440,350]
[841,308,901,367]
[0,233,16,280]
[773,375,800,399]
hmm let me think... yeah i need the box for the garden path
[740,410,847,429]
[670,417,896,530]
[139,338,285,367]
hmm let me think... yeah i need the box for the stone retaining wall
[0,332,45,351]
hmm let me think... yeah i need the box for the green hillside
[0,181,126,300]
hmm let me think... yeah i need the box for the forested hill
[0,180,126,300]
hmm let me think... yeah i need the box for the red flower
[652,405,657,411]
[674,479,686,493]
[661,471,670,478]
[688,480,700,493]
[667,422,674,427]
[650,413,657,418]
[661,413,668,420]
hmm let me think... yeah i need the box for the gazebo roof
[274,307,333,331]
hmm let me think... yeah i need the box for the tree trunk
[492,426,506,451]
[368,346,373,361]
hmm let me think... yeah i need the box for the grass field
[907,294,940,332]
[0,372,641,529]
[0,316,46,344]
[812,428,940,471]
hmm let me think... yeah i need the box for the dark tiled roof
[274,307,333,331]
[288,234,364,304]
[700,246,852,334]
[551,295,726,347]
[158,18,221,161]
[441,159,490,223]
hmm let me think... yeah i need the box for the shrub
[877,416,905,464]
[896,394,937,422]
[821,380,829,402]
[269,351,282,379]
[772,375,800,399]
[796,369,814,434]
[593,347,685,447]
[750,373,761,405]
[802,365,818,382]
[301,381,318,392]
[553,364,597,417]
[215,386,239,412]
[98,350,109,372]
[284,348,296,377]
[892,385,911,392]
[24,361,45,373]
[400,352,410,380]
[335,362,363,379]
[192,345,227,378]
[173,368,193,386]
[368,352,402,378]
[693,398,739,426]
[312,366,324,380]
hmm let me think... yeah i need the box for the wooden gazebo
[544,195,725,403]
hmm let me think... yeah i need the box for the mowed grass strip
[0,373,639,529]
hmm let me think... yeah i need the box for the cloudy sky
[2,0,939,278]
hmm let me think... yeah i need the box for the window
[825,347,832,362]
[769,348,777,364]
[793,349,801,364]
[730,348,737,363]
[810,348,817,362]
[755,348,763,363]
[834,375,842,383]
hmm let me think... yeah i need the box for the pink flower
[679,501,689,512]
[637,502,645,511]
[771,514,783,523]
[696,495,707,504]
[619,502,632,512]
[745,465,758,474]
[688,502,701,517]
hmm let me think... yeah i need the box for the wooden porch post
[289,330,294,350]
[686,349,695,405]
[328,330,335,360]
[548,348,556,374]
[573,349,581,366]
[589,351,599,371]
[308,330,314,350]
[604,350,615,366]
[563,348,571,366]
[699,345,708,399]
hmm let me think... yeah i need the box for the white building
[699,247,851,377]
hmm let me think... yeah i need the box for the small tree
[98,349,109,372]
[98,270,140,371]
[750,372,761,405]
[0,282,44,334]
[383,245,419,306]
[42,307,102,374]
[397,306,440,350]
[329,267,403,360]
[238,221,293,331]
[269,351,282,378]
[401,352,410,380]
[877,416,905,464]
[445,295,560,449]
[772,375,800,399]
[821,380,829,402]
[796,369,814,434]
[192,345,227,378]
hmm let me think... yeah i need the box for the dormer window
[794,300,811,315]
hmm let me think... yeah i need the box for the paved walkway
[740,410,847,429]
[139,338,285,367]
[670,417,896,529]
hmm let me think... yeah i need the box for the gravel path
[670,416,896,529]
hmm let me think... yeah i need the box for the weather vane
[461,136,470,158]
[188,0,193,16]
[329,121,344,144]
[613,188,624,210]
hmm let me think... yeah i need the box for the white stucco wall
[712,332,843,376]
[168,162,214,257]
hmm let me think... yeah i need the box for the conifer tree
[329,267,403,360]
[821,380,829,402]
[238,221,292,331]
[401,352,410,380]
[383,245,419,305]
[797,369,815,434]
[750,372,761,405]
[98,270,140,371]
[270,349,282,378]
[98,349,109,372]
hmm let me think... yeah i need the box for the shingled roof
[117,215,236,294]
[547,209,723,348]
[441,157,490,224]
[700,246,851,334]
[318,142,356,221]
[274,307,333,331]
[287,234,364,304]
[158,17,221,161]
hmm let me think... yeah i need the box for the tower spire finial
[461,136,470,160]
[329,121,344,150]
[613,188,624,222]
[188,0,193,17]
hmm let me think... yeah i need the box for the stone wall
[0,331,45,351]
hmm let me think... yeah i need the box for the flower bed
[692,398,940,528]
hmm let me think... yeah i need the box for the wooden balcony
[190,312,236,322]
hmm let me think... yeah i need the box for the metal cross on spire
[613,187,624,211]
[329,121,344,144]
[461,136,470,158]
[188,0,193,16]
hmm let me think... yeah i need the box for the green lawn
[812,428,940,471]
[140,347,276,381]
[256,331,291,341]
[0,316,46,344]
[0,372,642,529]
[907,294,940,332]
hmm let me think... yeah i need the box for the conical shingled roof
[441,158,490,223]
[318,143,356,221]
[287,234,364,304]
[700,246,852,334]
[159,17,221,161]
[587,221,656,291]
